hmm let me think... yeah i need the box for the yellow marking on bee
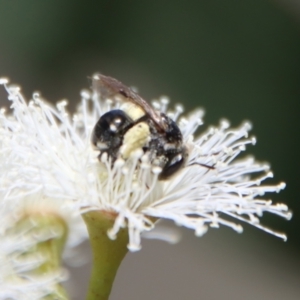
[120,102,145,121]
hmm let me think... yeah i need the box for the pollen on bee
[96,141,108,150]
[120,122,150,159]
[163,143,176,151]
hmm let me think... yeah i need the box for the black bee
[91,74,188,180]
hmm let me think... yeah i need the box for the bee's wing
[92,74,167,131]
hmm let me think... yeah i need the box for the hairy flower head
[0,76,291,256]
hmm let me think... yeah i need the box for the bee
[91,74,188,180]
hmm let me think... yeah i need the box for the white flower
[0,78,86,299]
[0,76,291,258]
[0,196,75,299]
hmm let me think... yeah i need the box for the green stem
[83,210,129,300]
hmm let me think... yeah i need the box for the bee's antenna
[189,162,215,170]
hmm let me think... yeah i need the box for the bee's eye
[91,109,132,150]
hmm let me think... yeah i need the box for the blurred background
[0,0,299,299]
